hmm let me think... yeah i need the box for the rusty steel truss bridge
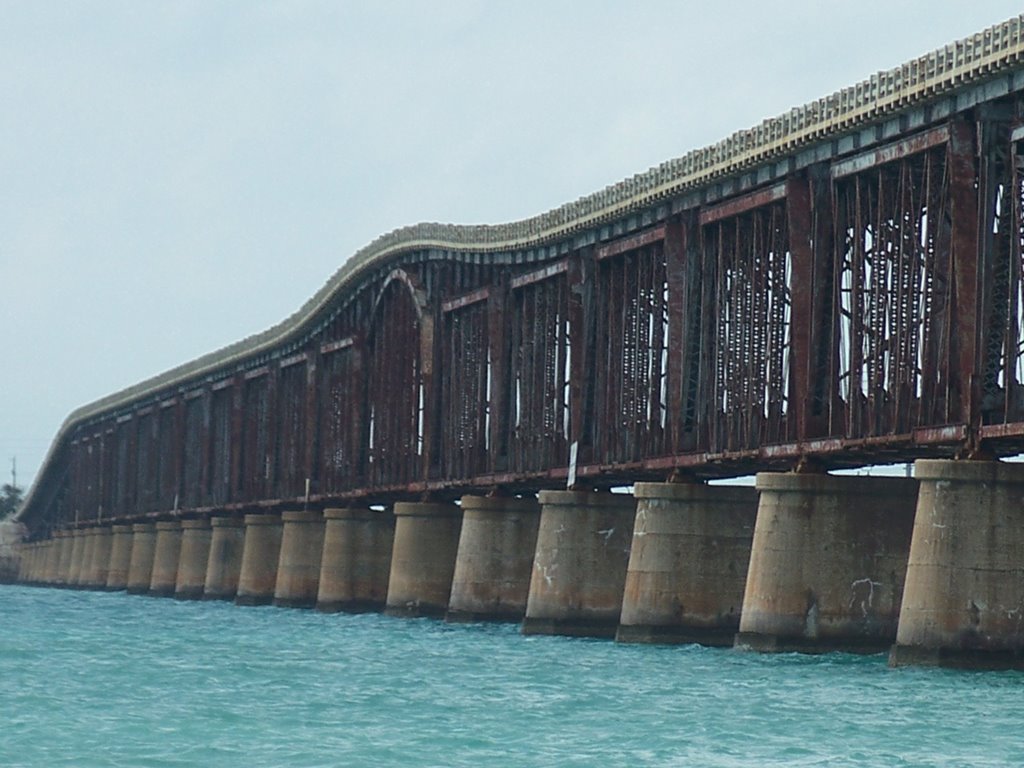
[18,16,1024,536]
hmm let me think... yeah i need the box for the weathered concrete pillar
[385,502,462,618]
[35,543,47,584]
[273,510,325,608]
[36,542,49,583]
[39,542,51,583]
[55,530,75,586]
[14,543,29,583]
[617,482,758,645]
[125,523,158,594]
[36,542,48,583]
[37,542,50,583]
[35,542,48,583]
[891,460,1024,669]
[36,542,49,584]
[174,519,212,600]
[736,472,917,653]
[523,490,636,638]
[446,495,541,622]
[17,542,34,583]
[66,527,88,587]
[148,521,183,597]
[316,508,394,613]
[46,535,65,584]
[45,540,60,583]
[105,524,134,590]
[77,528,96,587]
[235,513,284,606]
[85,526,113,588]
[204,516,246,600]
[80,528,101,587]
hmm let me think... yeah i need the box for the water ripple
[2,586,1022,767]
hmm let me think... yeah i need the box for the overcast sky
[3,1,1022,489]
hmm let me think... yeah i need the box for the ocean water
[1,586,1020,768]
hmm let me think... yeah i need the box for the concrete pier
[273,510,326,608]
[82,528,102,587]
[125,523,158,594]
[148,521,183,597]
[16,542,32,583]
[105,524,134,590]
[174,519,212,599]
[43,535,63,584]
[204,516,246,600]
[77,530,94,586]
[56,530,74,586]
[891,460,1024,669]
[84,526,113,588]
[385,502,462,618]
[66,527,88,587]
[235,513,284,606]
[617,482,758,645]
[76,528,97,587]
[736,472,917,653]
[316,508,395,613]
[522,490,636,638]
[446,495,541,622]
[14,542,29,583]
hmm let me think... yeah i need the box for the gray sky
[3,1,1022,489]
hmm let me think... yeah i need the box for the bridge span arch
[16,16,1024,668]
[18,17,1024,534]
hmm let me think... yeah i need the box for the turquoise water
[1,586,1021,767]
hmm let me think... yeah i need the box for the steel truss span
[19,15,1024,534]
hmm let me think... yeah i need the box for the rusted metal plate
[830,124,950,179]
[913,424,968,443]
[320,336,354,355]
[441,287,489,313]
[978,422,1024,439]
[595,224,666,260]
[243,366,269,380]
[509,259,567,289]
[698,183,786,225]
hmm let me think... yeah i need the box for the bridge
[12,16,1024,668]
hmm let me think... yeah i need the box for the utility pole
[9,457,15,489]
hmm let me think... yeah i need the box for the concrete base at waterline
[384,502,462,618]
[105,525,134,591]
[55,530,75,586]
[890,459,1024,670]
[736,472,917,654]
[174,519,212,600]
[616,482,757,645]
[204,516,246,600]
[522,490,636,639]
[445,495,541,623]
[148,521,183,597]
[235,513,284,606]
[66,528,89,588]
[41,536,62,585]
[125,524,158,594]
[316,508,394,613]
[84,527,114,589]
[273,511,325,609]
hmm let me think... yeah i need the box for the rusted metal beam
[595,224,666,260]
[442,287,489,314]
[320,336,354,355]
[947,117,981,432]
[698,183,786,225]
[830,124,951,179]
[786,174,814,442]
[509,260,567,289]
